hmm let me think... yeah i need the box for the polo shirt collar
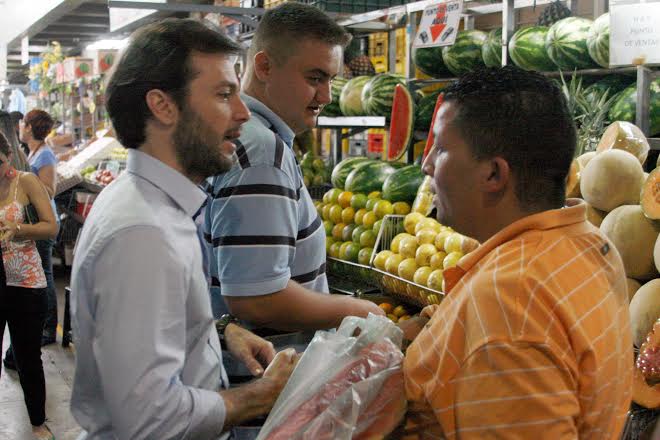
[240,93,295,147]
[126,149,207,217]
[443,198,588,293]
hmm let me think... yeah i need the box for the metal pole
[388,28,397,73]
[636,66,651,136]
[333,129,343,166]
[593,0,608,16]
[502,0,515,66]
[407,11,418,79]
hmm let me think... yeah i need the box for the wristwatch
[215,314,240,336]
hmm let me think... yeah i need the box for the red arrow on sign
[430,6,447,41]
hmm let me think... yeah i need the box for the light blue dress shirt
[70,149,229,440]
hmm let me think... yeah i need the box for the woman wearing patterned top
[0,131,58,440]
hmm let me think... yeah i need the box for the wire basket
[326,256,381,288]
[308,184,333,201]
[370,214,446,308]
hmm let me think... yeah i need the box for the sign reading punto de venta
[610,0,660,66]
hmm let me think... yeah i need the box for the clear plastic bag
[257,313,406,440]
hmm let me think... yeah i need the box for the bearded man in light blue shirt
[70,19,297,440]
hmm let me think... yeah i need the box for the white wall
[0,0,67,47]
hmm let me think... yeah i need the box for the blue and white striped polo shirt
[204,94,328,317]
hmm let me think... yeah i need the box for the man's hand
[398,316,429,350]
[347,297,387,318]
[262,347,300,397]
[224,323,276,376]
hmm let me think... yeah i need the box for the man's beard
[173,106,236,179]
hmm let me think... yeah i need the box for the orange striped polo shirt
[403,199,633,439]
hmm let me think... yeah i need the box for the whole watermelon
[361,73,407,118]
[509,26,556,71]
[546,17,596,70]
[382,165,425,203]
[442,30,488,76]
[414,89,442,132]
[321,77,348,116]
[339,76,371,116]
[608,79,660,136]
[482,28,502,68]
[587,13,610,68]
[345,161,396,193]
[413,46,451,78]
[331,157,372,189]
[584,75,634,102]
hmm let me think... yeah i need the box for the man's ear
[145,90,178,126]
[480,156,511,194]
[252,51,273,82]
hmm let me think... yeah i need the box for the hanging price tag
[413,0,463,49]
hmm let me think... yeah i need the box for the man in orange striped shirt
[403,66,632,439]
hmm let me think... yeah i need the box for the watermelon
[609,79,660,137]
[345,161,396,193]
[339,76,371,116]
[587,13,610,68]
[415,89,442,132]
[382,165,425,203]
[331,157,372,189]
[321,77,348,116]
[508,26,556,71]
[482,28,502,68]
[441,30,488,76]
[546,17,596,70]
[413,46,451,78]
[584,75,634,102]
[387,84,414,161]
[361,73,407,118]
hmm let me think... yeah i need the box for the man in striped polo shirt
[403,67,633,438]
[204,3,383,330]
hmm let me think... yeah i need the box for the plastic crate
[370,214,445,307]
[307,183,333,201]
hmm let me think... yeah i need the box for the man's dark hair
[442,66,576,210]
[105,18,244,149]
[249,2,351,64]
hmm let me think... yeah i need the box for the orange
[379,303,394,314]
[359,230,377,248]
[358,247,373,265]
[332,223,346,241]
[362,211,378,229]
[325,237,335,254]
[350,193,368,210]
[373,200,394,219]
[392,201,411,215]
[415,218,441,235]
[322,204,333,221]
[344,242,361,262]
[327,188,342,204]
[372,219,383,235]
[354,208,367,226]
[342,224,357,243]
[404,212,426,235]
[329,204,343,224]
[339,242,352,260]
[329,242,342,259]
[338,191,354,208]
[368,191,382,199]
[323,220,334,236]
[416,228,438,245]
[341,206,356,224]
[365,198,380,211]
[393,305,408,318]
[352,226,367,244]
[443,251,464,269]
[434,230,452,252]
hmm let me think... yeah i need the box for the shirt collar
[443,198,588,294]
[240,93,295,147]
[126,149,207,217]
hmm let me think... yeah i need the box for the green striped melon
[331,157,372,189]
[609,79,660,137]
[339,76,372,116]
[584,75,634,102]
[361,73,407,118]
[414,89,442,132]
[413,46,451,78]
[482,28,502,68]
[321,77,348,116]
[382,165,425,203]
[587,13,610,68]
[441,30,488,76]
[508,26,556,71]
[345,161,396,193]
[546,17,596,70]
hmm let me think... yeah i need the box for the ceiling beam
[7,0,87,49]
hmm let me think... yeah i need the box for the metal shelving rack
[317,116,386,165]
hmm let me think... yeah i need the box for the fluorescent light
[86,38,129,51]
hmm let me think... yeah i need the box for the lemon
[413,266,433,285]
[416,228,438,245]
[359,230,377,248]
[397,258,418,281]
[399,236,419,259]
[443,251,464,269]
[427,269,444,291]
[392,201,411,215]
[404,212,426,235]
[373,200,394,219]
[444,233,464,254]
[434,230,452,252]
[415,243,437,267]
[368,191,382,199]
[390,233,413,254]
[374,250,393,270]
[429,251,448,270]
[415,217,442,235]
[362,211,378,229]
[385,254,405,275]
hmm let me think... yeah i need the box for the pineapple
[344,37,375,77]
[537,0,572,26]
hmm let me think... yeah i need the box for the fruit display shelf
[370,214,445,308]
[326,256,381,289]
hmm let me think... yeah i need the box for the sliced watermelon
[423,93,445,160]
[387,84,414,161]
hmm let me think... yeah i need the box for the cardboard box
[63,57,93,82]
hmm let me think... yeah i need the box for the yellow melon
[627,278,642,302]
[596,121,650,165]
[630,279,660,347]
[641,168,660,222]
[584,203,606,228]
[580,149,644,212]
[576,151,597,170]
[654,234,660,274]
[601,205,659,279]
[565,159,581,198]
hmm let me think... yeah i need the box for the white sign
[109,0,166,33]
[610,1,660,66]
[413,0,463,48]
[21,36,29,66]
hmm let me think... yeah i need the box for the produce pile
[299,152,332,189]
